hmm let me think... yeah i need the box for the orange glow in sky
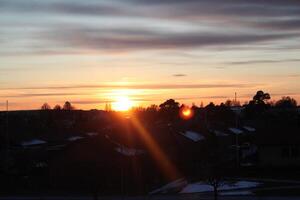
[1,1,300,111]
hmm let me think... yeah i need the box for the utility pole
[5,101,9,149]
[235,134,240,168]
[1,101,10,172]
[234,92,237,103]
[233,94,240,168]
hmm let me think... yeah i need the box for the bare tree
[105,103,112,112]
[41,103,51,110]
[202,135,231,200]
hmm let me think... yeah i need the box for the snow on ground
[115,147,144,156]
[85,132,99,137]
[220,190,253,196]
[149,178,188,194]
[21,139,47,147]
[180,182,212,193]
[180,181,261,194]
[68,136,84,141]
[228,128,244,135]
[179,131,205,142]
[243,126,256,132]
[213,130,228,137]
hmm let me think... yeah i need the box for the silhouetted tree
[200,101,204,108]
[63,101,74,110]
[53,104,62,110]
[159,99,180,122]
[205,102,215,109]
[159,99,179,110]
[225,99,241,107]
[252,90,271,105]
[224,100,232,107]
[147,104,159,112]
[275,96,297,108]
[41,103,51,110]
[244,91,271,118]
[105,103,112,112]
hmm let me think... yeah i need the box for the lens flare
[130,114,181,180]
[180,107,194,120]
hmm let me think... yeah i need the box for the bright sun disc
[180,107,193,120]
[112,96,134,111]
[182,109,191,117]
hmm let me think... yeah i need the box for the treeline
[39,90,298,112]
[41,101,75,111]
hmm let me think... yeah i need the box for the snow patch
[149,178,188,194]
[68,136,84,141]
[115,147,144,156]
[180,181,261,194]
[220,191,253,196]
[21,139,47,147]
[243,126,256,132]
[85,132,99,137]
[180,131,205,142]
[228,128,243,135]
[213,130,228,137]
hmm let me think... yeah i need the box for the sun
[182,109,191,117]
[180,107,194,120]
[112,96,134,111]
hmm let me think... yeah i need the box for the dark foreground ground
[0,195,300,200]
[2,182,300,200]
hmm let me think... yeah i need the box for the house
[178,130,205,142]
[256,129,300,167]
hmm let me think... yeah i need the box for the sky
[1,0,300,110]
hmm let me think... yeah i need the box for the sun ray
[130,114,181,181]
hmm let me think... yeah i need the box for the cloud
[173,74,187,77]
[227,59,300,65]
[1,1,300,55]
[0,67,34,72]
[0,1,134,17]
[251,19,300,31]
[270,74,300,78]
[2,1,300,31]
[285,74,300,78]
[0,83,261,91]
[37,26,297,53]
[175,95,229,100]
[0,92,85,98]
[0,102,17,107]
[271,92,300,97]
[71,100,111,105]
[124,0,300,26]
